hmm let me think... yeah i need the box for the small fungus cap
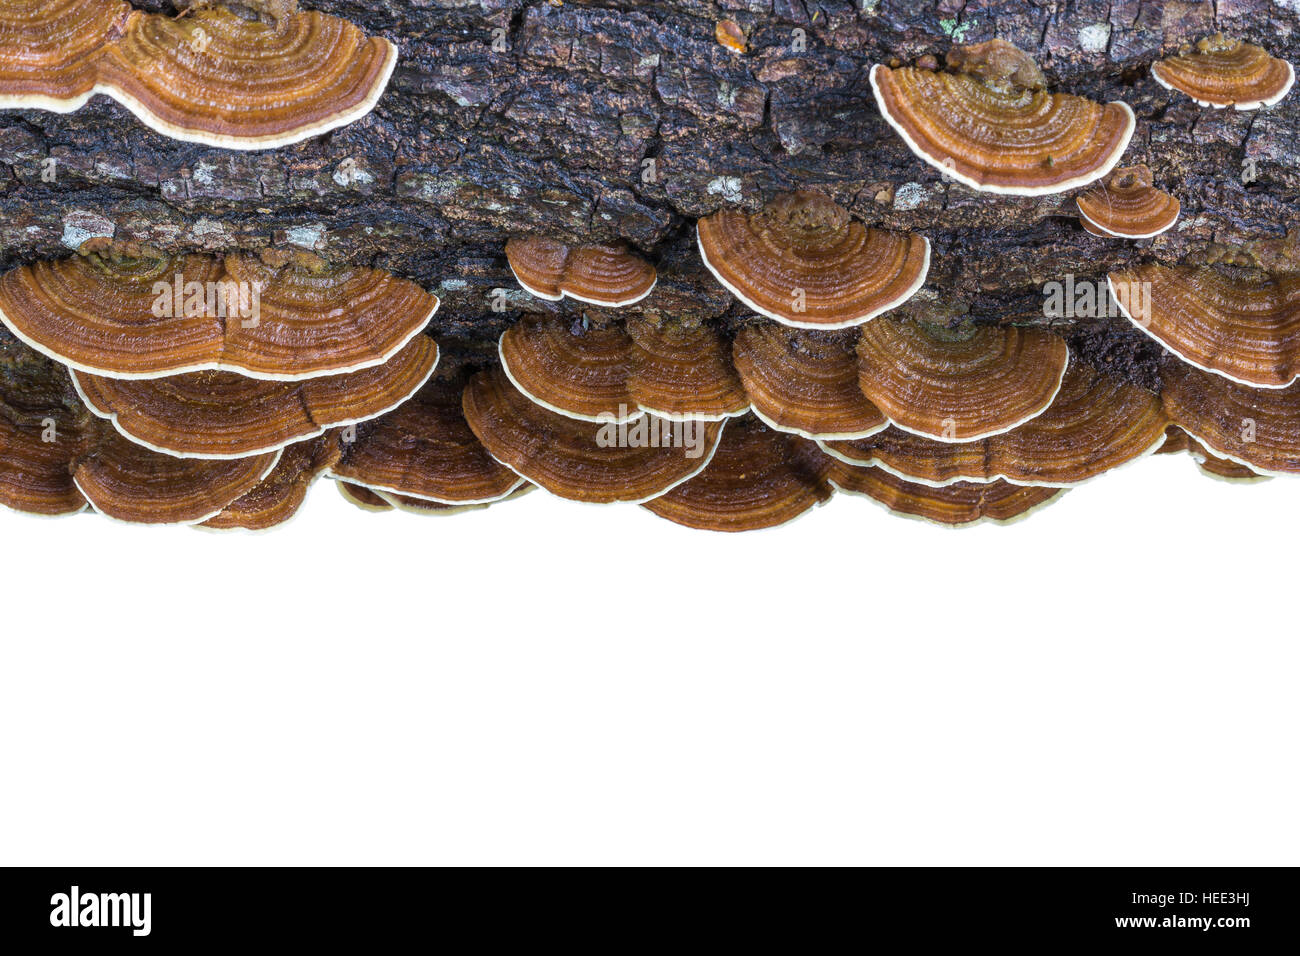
[498,315,638,422]
[1076,165,1181,239]
[1151,35,1294,110]
[697,190,930,329]
[506,237,656,307]
[201,431,342,531]
[856,318,1070,441]
[624,317,749,422]
[826,462,1064,527]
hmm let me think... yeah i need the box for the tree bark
[1,0,1298,390]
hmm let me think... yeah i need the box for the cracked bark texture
[1,0,1299,391]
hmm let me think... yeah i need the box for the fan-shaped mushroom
[826,461,1065,527]
[462,365,724,504]
[642,415,833,532]
[1076,166,1181,239]
[822,361,1168,487]
[0,250,438,380]
[870,40,1135,195]
[201,431,343,531]
[1156,425,1269,483]
[624,317,749,421]
[732,324,887,440]
[330,377,526,505]
[856,318,1069,441]
[498,315,638,422]
[1109,264,1300,388]
[506,237,656,307]
[71,334,438,459]
[0,413,87,517]
[337,480,393,512]
[696,190,930,329]
[1151,35,1294,110]
[94,1,398,149]
[0,0,128,112]
[1161,361,1300,476]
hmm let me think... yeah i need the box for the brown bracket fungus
[375,484,534,517]
[0,0,129,112]
[1156,426,1270,484]
[696,190,930,329]
[1109,264,1300,389]
[71,335,439,459]
[0,413,88,517]
[732,324,887,440]
[505,238,657,307]
[329,377,527,506]
[624,317,749,422]
[499,314,639,422]
[1151,35,1294,110]
[1076,166,1181,239]
[337,480,393,512]
[0,250,438,381]
[826,461,1065,528]
[1161,362,1300,476]
[856,318,1069,442]
[822,362,1168,487]
[201,432,343,531]
[94,1,398,149]
[641,415,834,532]
[462,365,723,505]
[870,40,1135,195]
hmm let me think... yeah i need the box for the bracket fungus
[330,377,527,506]
[1161,362,1300,476]
[825,462,1065,527]
[462,365,723,504]
[732,324,887,440]
[499,314,639,422]
[1076,166,1181,239]
[506,238,657,307]
[856,318,1069,442]
[870,40,1135,195]
[696,191,930,329]
[337,480,393,512]
[71,335,438,459]
[0,250,437,381]
[624,317,749,422]
[201,432,343,531]
[0,0,129,112]
[642,416,834,532]
[1109,264,1300,389]
[822,362,1168,487]
[1151,35,1294,110]
[0,413,88,517]
[1157,426,1270,484]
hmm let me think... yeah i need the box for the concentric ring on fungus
[329,377,528,506]
[1076,165,1181,239]
[0,250,439,381]
[732,324,887,440]
[870,40,1136,195]
[825,461,1066,527]
[505,237,657,307]
[462,365,724,504]
[624,317,750,422]
[93,1,398,149]
[1156,426,1270,484]
[201,432,344,531]
[855,318,1070,442]
[820,361,1169,487]
[1151,35,1294,110]
[1160,361,1300,476]
[696,190,930,329]
[1109,264,1300,389]
[0,0,129,113]
[641,415,834,532]
[70,335,439,459]
[498,315,639,422]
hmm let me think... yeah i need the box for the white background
[1,454,1295,866]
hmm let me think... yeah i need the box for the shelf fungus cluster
[0,0,396,148]
[1151,35,1294,110]
[0,247,440,528]
[870,40,1135,195]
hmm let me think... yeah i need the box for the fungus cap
[1109,264,1300,389]
[201,432,342,531]
[0,413,87,517]
[330,377,527,505]
[94,2,398,149]
[642,415,834,532]
[696,190,930,329]
[856,318,1069,441]
[0,251,438,380]
[0,0,129,112]
[506,237,656,307]
[71,334,438,459]
[733,324,887,440]
[1151,35,1294,110]
[498,315,638,422]
[1157,425,1269,483]
[1076,165,1181,239]
[462,365,723,504]
[625,317,750,422]
[337,479,393,512]
[826,462,1065,527]
[869,43,1136,195]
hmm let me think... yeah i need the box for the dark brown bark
[2,0,1298,389]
